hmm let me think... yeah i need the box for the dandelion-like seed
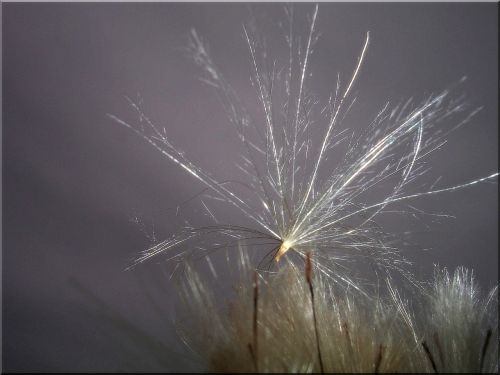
[109,4,497,291]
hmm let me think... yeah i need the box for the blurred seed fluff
[109,4,498,373]
[178,253,497,373]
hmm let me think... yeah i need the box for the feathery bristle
[109,5,497,294]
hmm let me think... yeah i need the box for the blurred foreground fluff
[178,255,497,373]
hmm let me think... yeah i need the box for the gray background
[2,2,498,372]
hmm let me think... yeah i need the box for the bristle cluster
[177,257,497,373]
[422,268,498,373]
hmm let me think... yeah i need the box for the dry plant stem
[341,320,357,368]
[305,253,324,374]
[422,340,439,373]
[432,332,444,367]
[479,328,492,373]
[374,344,384,373]
[247,343,257,373]
[250,270,259,372]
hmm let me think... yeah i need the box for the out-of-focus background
[2,3,497,372]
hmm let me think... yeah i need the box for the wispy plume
[420,267,498,373]
[108,4,497,292]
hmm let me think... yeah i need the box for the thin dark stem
[247,343,257,373]
[342,321,350,341]
[374,344,384,373]
[479,328,492,373]
[432,332,444,366]
[422,340,438,373]
[342,321,355,366]
[253,271,259,370]
[250,270,259,372]
[306,252,324,374]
